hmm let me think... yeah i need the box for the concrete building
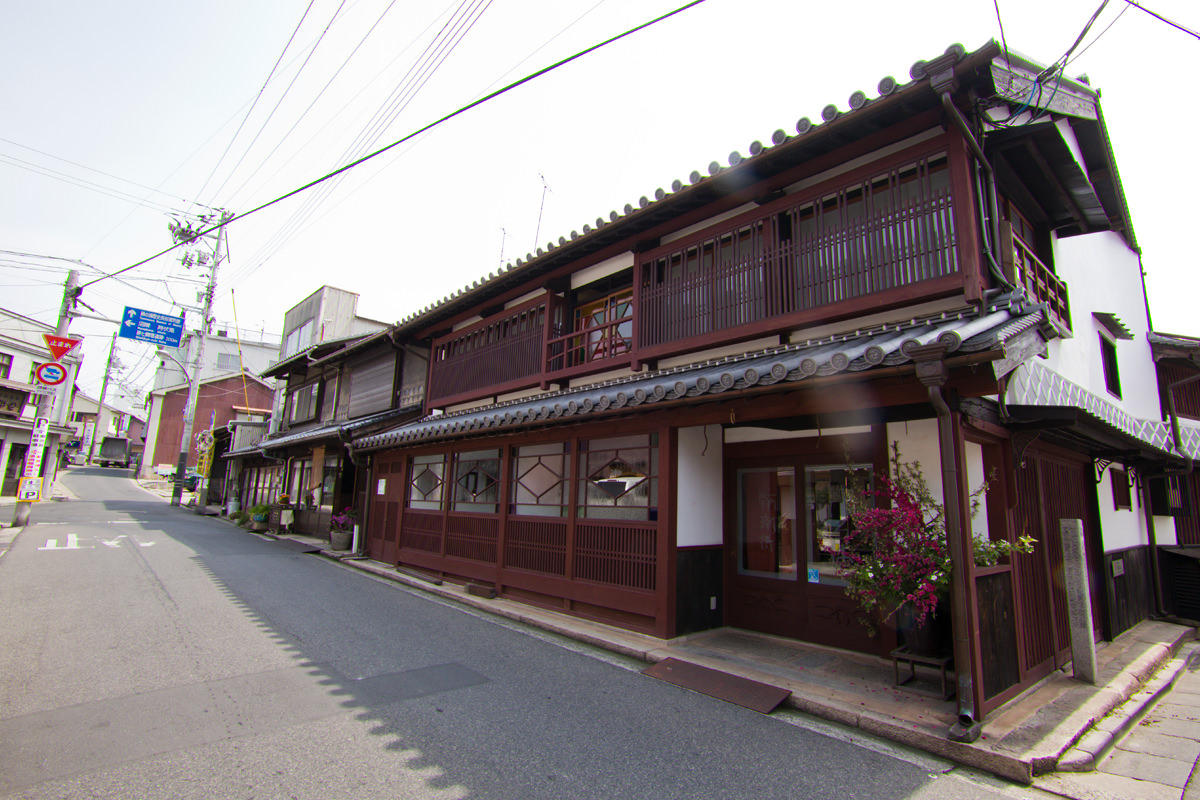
[0,308,81,496]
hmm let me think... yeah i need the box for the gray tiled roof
[354,293,1045,451]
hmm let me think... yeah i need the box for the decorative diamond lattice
[412,467,441,498]
[518,458,562,501]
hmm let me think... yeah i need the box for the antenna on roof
[533,173,551,252]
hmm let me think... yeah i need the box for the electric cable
[224,0,403,208]
[1123,0,1200,40]
[0,153,186,215]
[207,0,350,205]
[191,0,319,210]
[0,136,207,207]
[225,0,458,217]
[229,0,489,282]
[82,0,709,291]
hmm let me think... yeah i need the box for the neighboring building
[278,286,387,361]
[0,308,81,496]
[152,328,280,390]
[340,42,1188,730]
[140,372,275,479]
[225,327,426,532]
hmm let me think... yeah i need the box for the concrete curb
[1056,642,1200,772]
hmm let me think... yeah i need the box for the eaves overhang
[986,121,1109,235]
[260,334,365,379]
[1004,404,1183,469]
[356,292,1046,451]
[1150,332,1200,363]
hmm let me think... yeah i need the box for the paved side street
[1037,647,1200,800]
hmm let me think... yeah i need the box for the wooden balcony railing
[425,147,979,409]
[1003,223,1071,334]
[426,296,547,407]
[545,310,634,379]
[638,188,958,352]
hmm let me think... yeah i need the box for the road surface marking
[38,534,89,551]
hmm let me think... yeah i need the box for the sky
[2,0,1197,411]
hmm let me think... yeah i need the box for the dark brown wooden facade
[350,42,1165,730]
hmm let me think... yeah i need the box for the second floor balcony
[425,143,1073,410]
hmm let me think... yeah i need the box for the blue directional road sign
[120,307,185,347]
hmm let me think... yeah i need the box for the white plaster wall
[1038,230,1159,421]
[887,419,990,540]
[964,440,989,541]
[1093,466,1147,552]
[886,418,943,497]
[676,424,723,547]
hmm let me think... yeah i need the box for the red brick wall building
[152,376,274,467]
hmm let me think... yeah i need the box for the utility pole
[13,269,80,527]
[85,331,119,465]
[170,211,229,507]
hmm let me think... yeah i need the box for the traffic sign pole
[13,269,79,527]
[86,331,119,465]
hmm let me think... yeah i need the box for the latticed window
[451,449,500,513]
[511,442,570,517]
[407,453,445,510]
[578,433,658,521]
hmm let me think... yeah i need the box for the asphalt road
[0,467,1054,799]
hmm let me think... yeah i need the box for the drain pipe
[339,429,368,556]
[909,343,980,741]
[938,92,1018,293]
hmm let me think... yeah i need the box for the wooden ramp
[642,658,790,714]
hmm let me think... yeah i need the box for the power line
[225,0,403,208]
[229,0,489,283]
[0,153,186,215]
[191,0,319,209]
[1067,3,1131,65]
[1123,0,1200,39]
[86,0,709,290]
[0,136,208,207]
[207,0,350,204]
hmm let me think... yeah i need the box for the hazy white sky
[2,0,1197,407]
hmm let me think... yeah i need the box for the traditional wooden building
[349,41,1187,733]
[228,329,427,537]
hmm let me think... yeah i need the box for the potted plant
[248,503,271,532]
[329,506,357,551]
[830,443,1033,654]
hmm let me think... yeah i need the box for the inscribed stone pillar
[1060,518,1097,684]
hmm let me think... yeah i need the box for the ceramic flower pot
[329,528,353,551]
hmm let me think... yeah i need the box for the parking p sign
[17,476,43,502]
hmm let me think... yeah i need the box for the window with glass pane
[578,433,658,520]
[408,453,445,510]
[451,449,500,513]
[806,464,873,579]
[511,442,569,517]
[320,456,340,510]
[736,467,798,580]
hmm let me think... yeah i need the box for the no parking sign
[34,362,67,386]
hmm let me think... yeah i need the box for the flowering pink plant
[830,443,1033,635]
[834,470,950,633]
[330,506,358,531]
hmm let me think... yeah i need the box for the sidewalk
[1038,644,1200,800]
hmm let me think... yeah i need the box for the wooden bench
[891,647,955,700]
